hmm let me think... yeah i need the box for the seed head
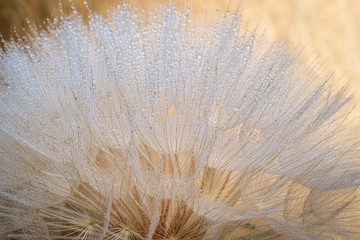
[0,3,360,240]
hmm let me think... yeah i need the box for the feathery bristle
[1,2,360,239]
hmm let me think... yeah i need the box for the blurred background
[1,0,359,117]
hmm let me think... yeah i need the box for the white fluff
[0,3,360,239]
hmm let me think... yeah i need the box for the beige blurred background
[1,0,360,117]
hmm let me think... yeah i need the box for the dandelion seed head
[0,2,360,240]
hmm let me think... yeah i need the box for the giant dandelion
[0,2,360,239]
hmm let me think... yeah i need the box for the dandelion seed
[1,2,360,240]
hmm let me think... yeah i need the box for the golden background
[1,0,359,117]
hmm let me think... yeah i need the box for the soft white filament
[0,3,360,239]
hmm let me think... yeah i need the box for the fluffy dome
[0,3,360,239]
